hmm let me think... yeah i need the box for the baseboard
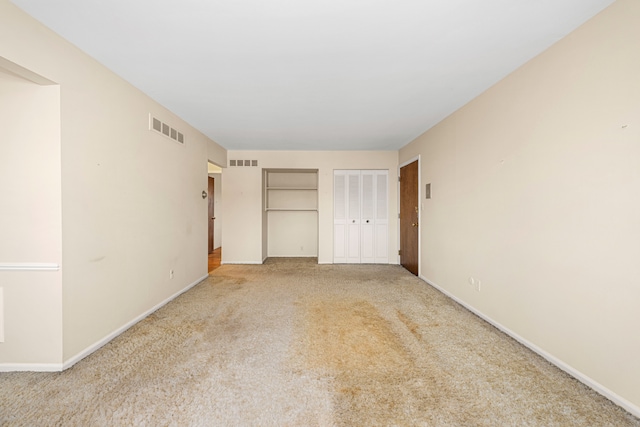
[0,363,63,372]
[419,274,640,419]
[221,261,264,265]
[61,274,209,371]
[0,263,60,271]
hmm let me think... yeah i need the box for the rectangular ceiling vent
[229,160,258,167]
[149,114,184,145]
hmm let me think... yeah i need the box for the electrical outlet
[169,269,174,279]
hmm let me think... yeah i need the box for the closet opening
[262,169,319,263]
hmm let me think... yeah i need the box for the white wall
[222,151,398,264]
[399,0,640,413]
[268,211,318,257]
[0,2,227,367]
[0,66,62,365]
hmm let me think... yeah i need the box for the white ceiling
[12,0,614,151]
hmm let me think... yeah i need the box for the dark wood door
[400,161,419,275]
[208,176,215,254]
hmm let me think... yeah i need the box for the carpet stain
[397,310,422,340]
[306,300,408,371]
[303,299,463,426]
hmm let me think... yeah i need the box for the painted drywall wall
[0,67,62,365]
[222,151,398,264]
[0,2,227,365]
[399,0,640,412]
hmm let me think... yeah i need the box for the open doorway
[208,162,222,272]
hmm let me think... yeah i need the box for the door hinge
[398,250,402,256]
[398,176,401,182]
[398,213,400,219]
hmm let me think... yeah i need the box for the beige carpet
[1,258,638,426]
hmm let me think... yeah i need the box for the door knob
[412,223,418,227]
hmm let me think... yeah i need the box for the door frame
[398,155,421,276]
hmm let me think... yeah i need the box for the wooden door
[400,161,419,275]
[208,176,215,254]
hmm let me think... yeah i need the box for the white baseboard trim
[267,255,318,258]
[419,274,640,419]
[0,363,63,372]
[221,261,263,265]
[0,263,60,271]
[61,274,209,371]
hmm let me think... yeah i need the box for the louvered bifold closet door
[374,171,389,263]
[360,171,375,263]
[334,169,388,264]
[333,171,348,263]
[346,171,361,263]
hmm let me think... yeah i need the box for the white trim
[0,287,3,343]
[0,363,62,372]
[419,274,640,419]
[61,274,209,370]
[0,56,57,86]
[221,261,264,265]
[0,263,60,271]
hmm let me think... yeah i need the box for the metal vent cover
[229,159,258,167]
[149,114,185,145]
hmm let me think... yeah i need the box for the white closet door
[333,171,347,263]
[360,171,375,263]
[346,171,361,263]
[374,170,389,263]
[334,169,388,264]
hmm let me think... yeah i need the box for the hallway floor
[208,247,221,273]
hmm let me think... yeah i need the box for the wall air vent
[149,114,184,145]
[229,160,258,167]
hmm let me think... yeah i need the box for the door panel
[333,172,347,263]
[346,171,361,263]
[208,177,215,254]
[360,171,374,263]
[400,161,419,275]
[374,171,388,263]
